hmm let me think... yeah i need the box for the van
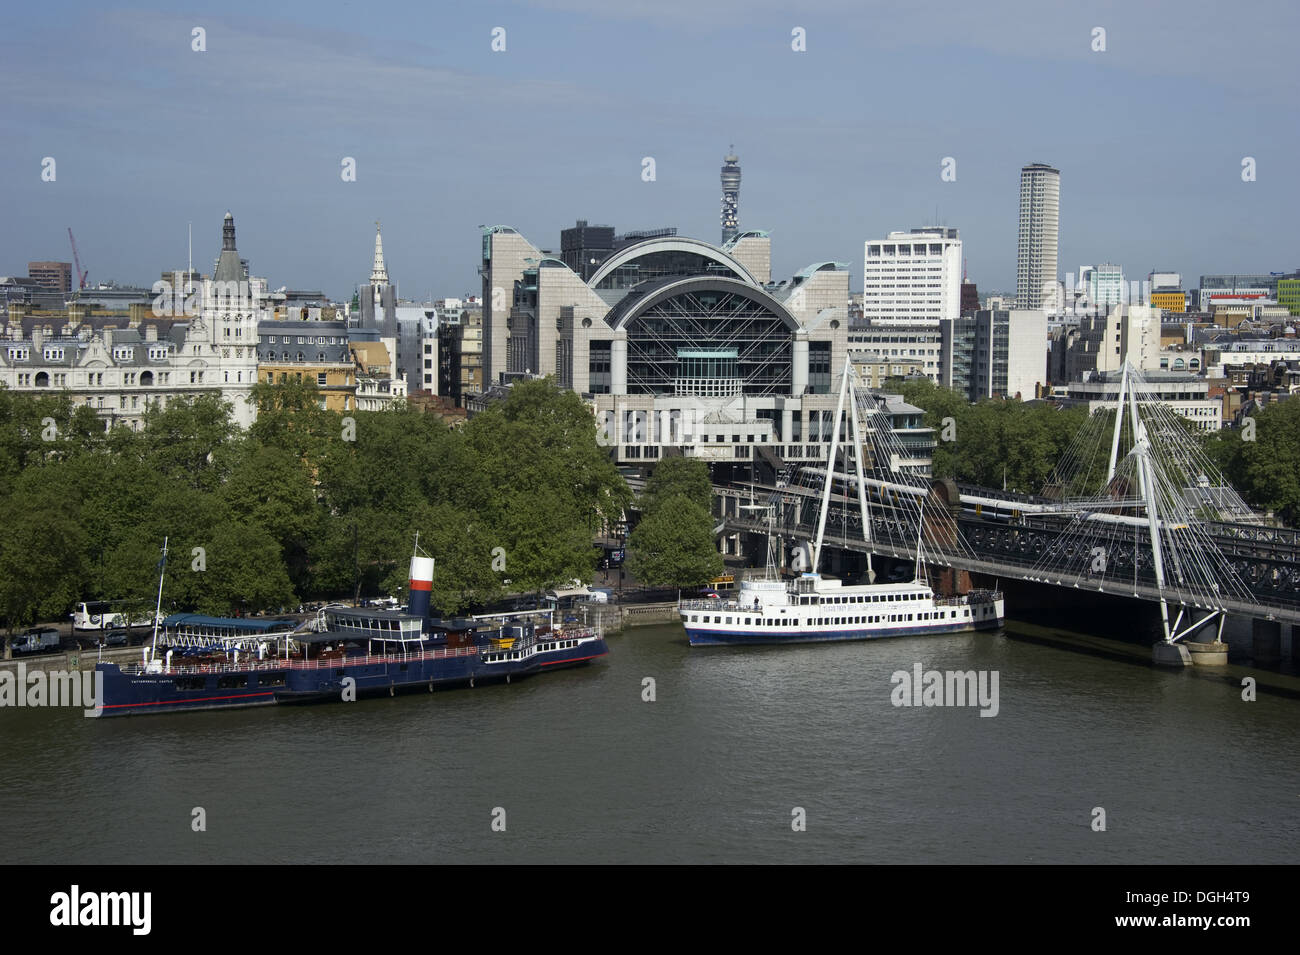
[11,628,61,655]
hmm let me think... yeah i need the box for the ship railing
[113,644,486,677]
[932,590,1004,608]
[678,599,741,612]
[536,627,602,646]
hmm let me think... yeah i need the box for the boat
[679,366,1004,646]
[92,544,608,717]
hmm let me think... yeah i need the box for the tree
[137,393,239,491]
[626,493,722,592]
[0,472,87,631]
[643,456,712,512]
[460,378,630,591]
[218,442,321,592]
[1233,398,1300,524]
[195,522,296,616]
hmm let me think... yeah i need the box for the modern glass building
[478,226,852,475]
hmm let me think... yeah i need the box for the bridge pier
[1151,642,1191,666]
[1251,619,1283,665]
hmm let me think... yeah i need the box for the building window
[317,373,327,386]
[43,347,64,361]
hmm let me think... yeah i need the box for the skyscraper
[720,148,741,245]
[1016,163,1059,310]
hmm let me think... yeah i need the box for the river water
[1,619,1295,864]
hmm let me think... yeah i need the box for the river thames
[1,619,1295,864]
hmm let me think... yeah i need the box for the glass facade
[588,340,611,393]
[623,288,792,396]
[808,341,831,393]
[595,250,744,291]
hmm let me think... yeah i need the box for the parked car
[11,627,61,655]
[100,629,130,648]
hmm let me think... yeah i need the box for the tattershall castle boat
[92,549,607,717]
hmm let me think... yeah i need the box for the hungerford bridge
[710,364,1300,665]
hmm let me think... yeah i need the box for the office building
[862,228,962,325]
[1016,163,1060,310]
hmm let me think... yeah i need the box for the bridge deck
[716,482,1300,626]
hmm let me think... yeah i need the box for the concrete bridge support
[1252,619,1283,665]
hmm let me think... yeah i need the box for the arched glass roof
[588,237,758,290]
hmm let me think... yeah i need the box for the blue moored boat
[92,548,608,717]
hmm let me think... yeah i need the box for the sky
[3,0,1297,301]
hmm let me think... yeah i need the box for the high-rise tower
[720,148,741,245]
[1016,163,1060,310]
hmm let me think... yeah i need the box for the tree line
[0,379,630,631]
[892,376,1300,522]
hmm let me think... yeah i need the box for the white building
[1016,163,1060,310]
[1065,371,1220,433]
[862,228,961,325]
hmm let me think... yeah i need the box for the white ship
[679,367,1005,647]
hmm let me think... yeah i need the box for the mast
[149,536,168,663]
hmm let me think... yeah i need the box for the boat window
[257,672,286,687]
[217,675,246,689]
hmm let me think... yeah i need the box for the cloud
[520,0,1299,95]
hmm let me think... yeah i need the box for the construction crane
[67,228,88,289]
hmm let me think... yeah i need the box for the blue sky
[3,0,1297,300]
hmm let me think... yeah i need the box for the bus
[72,601,153,632]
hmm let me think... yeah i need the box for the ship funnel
[408,554,435,619]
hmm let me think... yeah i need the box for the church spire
[370,220,389,286]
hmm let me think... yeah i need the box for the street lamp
[616,520,628,604]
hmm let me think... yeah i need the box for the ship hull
[536,635,609,669]
[684,616,1002,647]
[95,653,543,717]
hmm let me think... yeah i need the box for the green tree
[0,472,87,631]
[137,393,239,491]
[1234,399,1300,524]
[643,456,712,512]
[196,522,296,616]
[460,378,630,593]
[218,442,321,591]
[626,493,722,593]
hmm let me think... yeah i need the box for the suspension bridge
[711,363,1300,665]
